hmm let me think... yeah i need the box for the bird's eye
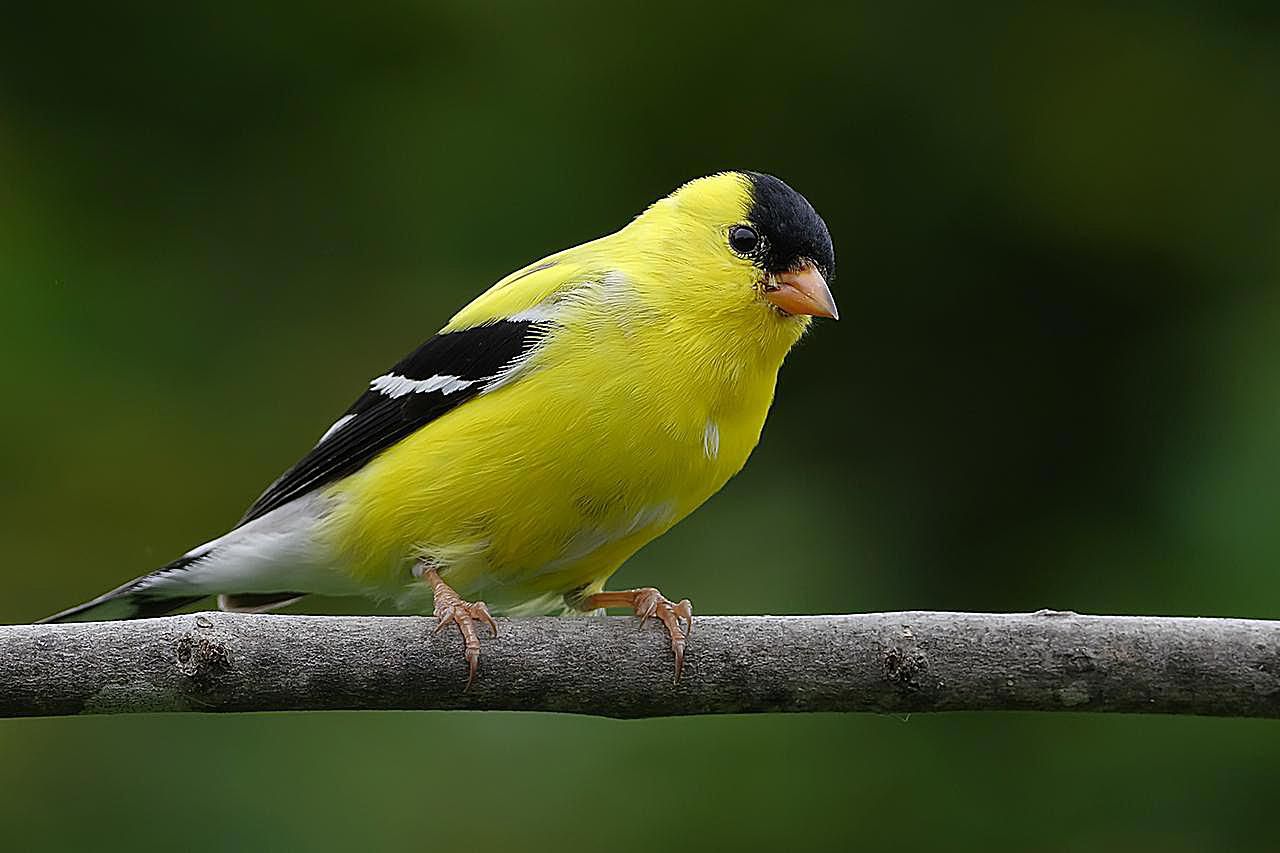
[728,224,760,256]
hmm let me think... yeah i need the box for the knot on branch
[174,617,231,684]
[883,627,930,691]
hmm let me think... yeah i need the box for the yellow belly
[320,326,778,614]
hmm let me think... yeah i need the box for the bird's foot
[423,567,496,689]
[586,587,693,681]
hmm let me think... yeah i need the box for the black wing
[238,319,548,525]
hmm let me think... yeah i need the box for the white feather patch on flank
[315,413,355,446]
[703,419,720,460]
[370,373,479,398]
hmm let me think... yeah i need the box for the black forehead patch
[744,172,835,280]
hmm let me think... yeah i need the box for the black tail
[39,557,208,623]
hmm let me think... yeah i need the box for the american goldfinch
[42,171,837,684]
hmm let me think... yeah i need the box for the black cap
[744,172,835,281]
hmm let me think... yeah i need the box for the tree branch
[2,611,1278,719]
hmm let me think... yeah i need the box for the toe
[423,567,493,689]
[585,586,694,683]
[675,599,693,637]
[472,601,498,637]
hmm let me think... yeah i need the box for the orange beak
[764,262,839,320]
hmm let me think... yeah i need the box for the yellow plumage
[43,170,836,678]
[327,173,810,612]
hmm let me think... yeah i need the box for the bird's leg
[421,565,496,689]
[585,587,693,681]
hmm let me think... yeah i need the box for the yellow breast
[320,280,784,613]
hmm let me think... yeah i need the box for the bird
[41,171,837,686]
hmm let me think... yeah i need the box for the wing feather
[238,319,550,524]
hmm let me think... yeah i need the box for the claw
[465,648,479,691]
[421,565,496,689]
[585,586,694,682]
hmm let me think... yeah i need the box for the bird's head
[623,171,836,361]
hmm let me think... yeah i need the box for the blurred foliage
[2,2,1279,850]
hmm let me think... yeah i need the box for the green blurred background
[3,2,1279,850]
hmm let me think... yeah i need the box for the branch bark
[2,611,1278,719]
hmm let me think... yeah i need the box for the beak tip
[768,263,838,321]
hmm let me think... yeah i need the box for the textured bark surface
[2,611,1279,719]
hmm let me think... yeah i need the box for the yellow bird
[42,171,837,684]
